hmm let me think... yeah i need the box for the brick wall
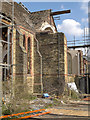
[34,32,67,95]
[13,29,27,98]
[30,10,51,30]
[13,27,35,97]
[30,10,57,32]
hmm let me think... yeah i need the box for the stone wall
[30,10,57,33]
[13,27,35,97]
[33,39,41,93]
[34,32,67,95]
[13,29,27,98]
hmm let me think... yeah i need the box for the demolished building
[0,2,71,105]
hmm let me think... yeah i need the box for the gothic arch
[40,22,56,33]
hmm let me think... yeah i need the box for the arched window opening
[23,35,26,48]
[27,37,31,74]
[45,27,53,33]
[28,37,30,52]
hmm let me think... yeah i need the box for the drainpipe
[34,36,43,94]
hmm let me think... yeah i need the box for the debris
[61,100,65,104]
[59,113,64,115]
[42,93,49,98]
[67,82,78,93]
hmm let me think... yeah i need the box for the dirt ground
[32,100,90,120]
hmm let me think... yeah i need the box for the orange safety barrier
[0,109,45,119]
[12,111,51,120]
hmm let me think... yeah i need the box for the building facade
[0,2,68,107]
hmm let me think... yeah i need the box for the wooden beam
[50,10,71,16]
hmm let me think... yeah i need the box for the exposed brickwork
[30,10,57,32]
[34,32,67,95]
[1,2,68,106]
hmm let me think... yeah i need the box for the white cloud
[57,19,83,37]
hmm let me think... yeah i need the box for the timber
[50,10,71,16]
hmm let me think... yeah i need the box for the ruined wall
[30,10,57,33]
[19,27,34,94]
[13,27,35,97]
[33,39,41,93]
[12,29,27,98]
[34,32,67,95]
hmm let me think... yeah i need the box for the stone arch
[27,37,31,74]
[23,34,26,48]
[40,22,56,33]
[44,27,53,33]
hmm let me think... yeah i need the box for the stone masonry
[34,32,67,95]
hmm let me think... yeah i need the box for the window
[27,37,31,74]
[23,35,26,48]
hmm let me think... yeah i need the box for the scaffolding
[67,27,90,94]
[0,0,14,116]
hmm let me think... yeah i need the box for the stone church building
[0,2,70,100]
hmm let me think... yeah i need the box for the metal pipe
[0,28,2,116]
[34,37,43,94]
[11,1,14,98]
[0,21,10,26]
[0,39,11,44]
[0,64,11,67]
[0,14,11,22]
[7,28,10,65]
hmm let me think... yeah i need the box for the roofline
[31,9,51,14]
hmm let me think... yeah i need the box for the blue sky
[21,2,88,43]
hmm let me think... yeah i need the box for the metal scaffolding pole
[0,1,2,115]
[7,28,10,66]
[0,39,11,44]
[0,14,11,22]
[11,1,14,98]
